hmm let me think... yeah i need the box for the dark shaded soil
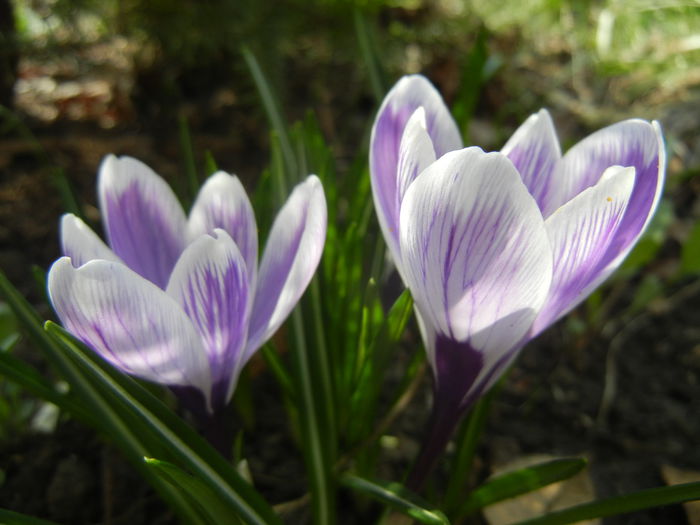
[486,293,700,524]
[0,421,177,524]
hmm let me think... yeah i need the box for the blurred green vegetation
[0,303,38,442]
[8,0,697,135]
[469,0,700,120]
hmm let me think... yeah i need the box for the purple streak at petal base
[171,382,234,458]
[406,335,483,490]
[105,182,184,289]
[406,336,523,490]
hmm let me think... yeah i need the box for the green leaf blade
[290,304,336,525]
[459,458,588,517]
[145,457,243,525]
[512,481,700,525]
[44,322,281,525]
[341,474,450,525]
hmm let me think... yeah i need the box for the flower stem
[406,335,485,490]
[405,398,464,491]
[172,385,234,458]
[198,407,234,459]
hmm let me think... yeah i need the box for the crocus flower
[48,155,326,415]
[370,75,665,484]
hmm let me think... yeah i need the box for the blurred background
[0,0,699,523]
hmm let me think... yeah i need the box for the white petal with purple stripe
[393,107,437,275]
[502,109,562,215]
[188,172,258,288]
[549,119,662,219]
[246,175,327,356]
[60,213,120,267]
[397,107,437,213]
[532,165,636,335]
[98,155,187,289]
[166,229,250,406]
[399,147,553,357]
[48,257,212,404]
[370,75,462,259]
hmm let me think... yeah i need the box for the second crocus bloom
[49,155,327,414]
[370,75,665,483]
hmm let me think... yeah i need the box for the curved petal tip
[246,175,327,355]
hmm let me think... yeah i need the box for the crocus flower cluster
[370,75,665,483]
[48,155,326,414]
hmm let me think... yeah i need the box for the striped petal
[393,107,437,275]
[370,75,462,259]
[549,119,664,220]
[47,257,211,404]
[599,121,666,271]
[501,109,562,215]
[397,107,437,212]
[399,147,552,365]
[246,175,327,356]
[60,213,120,267]
[98,155,187,289]
[532,165,636,335]
[166,230,250,408]
[188,172,258,288]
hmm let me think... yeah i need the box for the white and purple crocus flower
[370,75,665,485]
[48,155,327,417]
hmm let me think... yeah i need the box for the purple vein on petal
[501,109,561,215]
[246,175,327,357]
[370,75,462,258]
[532,165,636,335]
[47,257,212,401]
[188,172,259,289]
[399,148,552,356]
[166,230,249,408]
[99,155,186,289]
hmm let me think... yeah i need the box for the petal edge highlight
[48,257,212,403]
[61,213,120,267]
[502,109,562,215]
[370,75,462,259]
[188,172,258,288]
[246,175,327,356]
